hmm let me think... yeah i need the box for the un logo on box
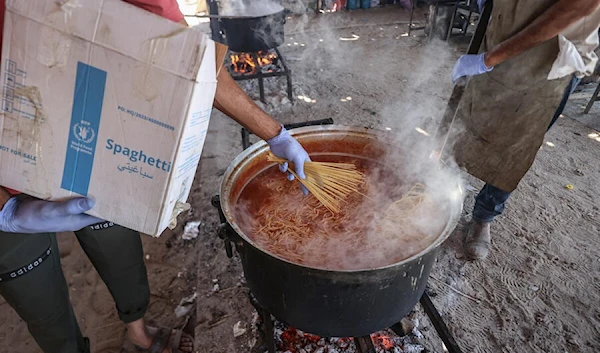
[73,122,96,144]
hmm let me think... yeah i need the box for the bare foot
[127,319,194,352]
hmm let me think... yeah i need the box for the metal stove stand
[242,286,462,353]
[228,47,294,105]
[212,118,464,353]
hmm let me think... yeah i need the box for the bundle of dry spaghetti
[267,153,366,213]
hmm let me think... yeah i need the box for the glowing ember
[372,333,395,350]
[264,320,425,353]
[230,51,279,75]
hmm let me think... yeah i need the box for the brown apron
[451,0,571,192]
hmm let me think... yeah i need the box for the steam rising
[226,3,466,270]
[273,8,466,212]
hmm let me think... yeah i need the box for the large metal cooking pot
[210,9,286,52]
[217,125,462,337]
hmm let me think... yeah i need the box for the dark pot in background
[212,10,286,52]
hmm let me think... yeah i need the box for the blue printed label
[61,62,107,195]
[106,138,172,180]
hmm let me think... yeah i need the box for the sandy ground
[1,5,599,353]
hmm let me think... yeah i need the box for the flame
[230,51,278,75]
[258,52,277,66]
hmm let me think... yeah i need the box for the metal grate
[226,48,294,104]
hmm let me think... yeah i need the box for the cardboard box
[0,0,219,235]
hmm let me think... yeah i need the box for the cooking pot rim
[219,125,463,273]
[217,8,285,20]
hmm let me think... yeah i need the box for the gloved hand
[477,0,486,13]
[267,126,311,195]
[0,197,102,233]
[451,53,493,83]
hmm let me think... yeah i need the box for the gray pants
[0,223,150,353]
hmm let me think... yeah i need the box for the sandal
[134,327,193,353]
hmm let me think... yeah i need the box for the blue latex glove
[477,0,486,13]
[451,53,493,83]
[0,197,102,233]
[267,126,311,195]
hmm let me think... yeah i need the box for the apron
[451,0,571,192]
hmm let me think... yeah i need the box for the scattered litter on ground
[233,321,247,338]
[174,292,197,318]
[182,221,201,240]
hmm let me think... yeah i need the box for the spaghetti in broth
[234,155,446,270]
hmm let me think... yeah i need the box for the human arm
[213,64,311,186]
[213,69,281,140]
[125,1,289,139]
[452,0,600,82]
[129,0,301,138]
[484,0,600,67]
[122,0,185,23]
[149,1,311,183]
